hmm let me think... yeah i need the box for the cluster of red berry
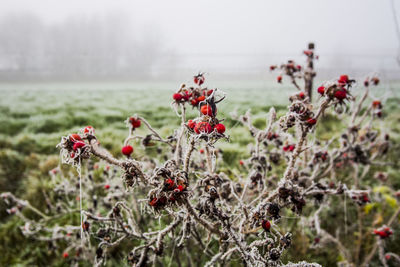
[364,77,380,87]
[351,192,370,206]
[270,46,319,87]
[187,117,225,135]
[317,75,354,102]
[317,74,380,111]
[172,74,214,108]
[266,132,280,141]
[283,144,295,152]
[313,151,329,163]
[372,100,383,118]
[149,179,187,209]
[173,88,213,107]
[270,60,302,84]
[64,126,94,159]
[373,226,393,239]
[172,74,227,137]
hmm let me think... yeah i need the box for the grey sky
[1,0,399,77]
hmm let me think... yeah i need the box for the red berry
[82,221,90,231]
[270,65,276,71]
[63,252,69,259]
[174,185,184,193]
[149,197,158,207]
[121,145,134,156]
[371,77,380,85]
[289,145,295,151]
[69,134,82,142]
[306,118,317,126]
[372,100,381,109]
[299,92,305,99]
[194,122,212,134]
[194,75,205,85]
[197,95,206,102]
[239,160,244,165]
[385,254,391,260]
[317,86,325,95]
[334,89,347,100]
[374,227,393,238]
[73,141,86,151]
[283,145,289,152]
[164,178,175,190]
[199,149,204,154]
[207,89,213,96]
[303,50,312,56]
[178,185,184,191]
[277,76,282,83]
[173,93,183,101]
[129,117,141,128]
[261,220,271,231]
[338,75,349,84]
[214,123,226,134]
[200,105,214,116]
[182,91,191,101]
[187,120,196,129]
[191,99,198,106]
[84,126,94,134]
[362,194,369,202]
[104,184,110,190]
[296,65,302,70]
[380,231,388,238]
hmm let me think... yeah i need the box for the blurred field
[1,80,400,266]
[0,80,296,167]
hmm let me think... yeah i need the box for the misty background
[0,0,399,81]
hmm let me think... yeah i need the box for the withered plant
[2,46,399,267]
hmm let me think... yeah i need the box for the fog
[0,0,399,81]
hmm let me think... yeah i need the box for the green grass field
[0,80,299,175]
[1,79,400,266]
